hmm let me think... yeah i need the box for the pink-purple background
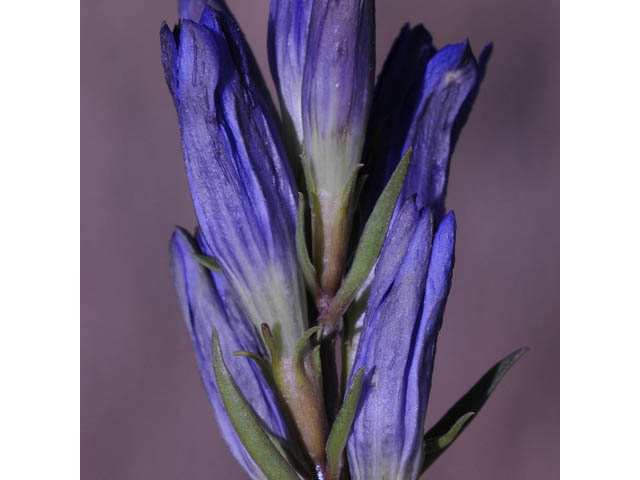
[81,0,559,478]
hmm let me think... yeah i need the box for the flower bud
[160,9,307,356]
[362,29,489,224]
[302,0,375,294]
[346,200,456,480]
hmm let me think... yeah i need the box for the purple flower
[160,9,307,355]
[346,200,457,480]
[361,26,490,224]
[301,0,374,196]
[170,227,294,480]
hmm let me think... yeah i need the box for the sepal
[326,149,412,323]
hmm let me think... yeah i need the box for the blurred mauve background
[81,0,559,478]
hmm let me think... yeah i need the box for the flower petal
[163,11,307,355]
[170,227,295,480]
[301,0,375,196]
[346,202,457,480]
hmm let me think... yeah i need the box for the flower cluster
[161,1,524,479]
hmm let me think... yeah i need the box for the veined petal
[346,202,457,480]
[301,0,375,197]
[360,24,435,220]
[161,11,307,356]
[170,227,294,480]
[268,0,313,150]
[362,30,490,224]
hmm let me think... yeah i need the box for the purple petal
[268,0,313,147]
[362,31,489,225]
[346,203,457,480]
[301,0,375,195]
[178,0,231,22]
[161,11,307,355]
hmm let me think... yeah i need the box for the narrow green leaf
[421,347,529,472]
[211,329,300,480]
[423,412,475,455]
[325,367,365,480]
[330,149,412,316]
[232,350,271,374]
[295,193,319,296]
[191,252,222,274]
[261,323,281,363]
[293,326,323,366]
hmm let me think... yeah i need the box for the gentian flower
[270,0,375,295]
[170,227,293,480]
[161,2,525,479]
[361,25,490,224]
[160,8,307,357]
[346,201,456,480]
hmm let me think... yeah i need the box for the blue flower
[346,200,457,480]
[170,227,294,480]
[161,9,308,356]
[361,25,490,224]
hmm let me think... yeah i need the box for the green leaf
[191,252,222,274]
[261,323,281,364]
[211,328,300,480]
[232,350,271,375]
[293,326,323,366]
[423,412,475,455]
[325,367,365,480]
[295,193,319,296]
[421,347,529,473]
[329,149,412,316]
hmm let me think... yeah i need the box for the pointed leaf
[293,326,323,366]
[325,367,365,480]
[330,149,412,316]
[421,347,529,472]
[295,193,319,296]
[211,328,300,480]
[232,350,271,374]
[191,252,222,274]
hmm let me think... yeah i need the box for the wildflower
[346,201,456,480]
[161,9,307,356]
[161,2,525,479]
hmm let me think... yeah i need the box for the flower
[269,0,375,295]
[160,9,308,356]
[170,227,294,480]
[160,3,523,480]
[346,200,457,480]
[361,25,490,224]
